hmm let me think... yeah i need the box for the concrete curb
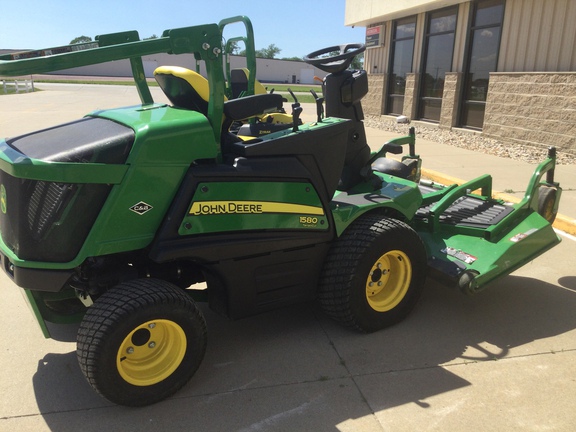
[421,168,576,236]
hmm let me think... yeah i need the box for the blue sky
[1,0,366,59]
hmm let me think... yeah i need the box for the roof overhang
[345,0,468,27]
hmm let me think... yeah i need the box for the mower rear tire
[76,278,207,406]
[318,214,427,333]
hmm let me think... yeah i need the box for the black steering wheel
[303,43,366,74]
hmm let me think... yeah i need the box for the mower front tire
[77,278,207,406]
[318,214,427,333]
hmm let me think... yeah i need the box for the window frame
[417,6,459,122]
[386,15,417,116]
[458,0,506,130]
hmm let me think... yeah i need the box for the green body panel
[418,211,560,290]
[180,181,328,235]
[414,151,562,291]
[17,288,86,338]
[22,290,51,338]
[331,173,423,236]
[81,165,186,257]
[94,104,218,161]
[2,104,216,269]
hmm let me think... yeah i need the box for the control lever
[288,88,302,132]
[292,105,303,132]
[288,88,299,106]
[310,89,324,123]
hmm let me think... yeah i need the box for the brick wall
[484,72,576,155]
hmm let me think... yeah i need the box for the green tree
[324,50,364,70]
[350,53,364,70]
[255,44,281,59]
[239,44,281,59]
[144,34,158,40]
[227,40,241,55]
[70,36,92,45]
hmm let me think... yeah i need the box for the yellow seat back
[154,66,228,114]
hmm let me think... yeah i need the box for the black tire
[318,214,427,333]
[77,278,207,407]
[537,185,558,224]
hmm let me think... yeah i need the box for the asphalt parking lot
[1,83,575,431]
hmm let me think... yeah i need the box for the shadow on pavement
[31,274,576,431]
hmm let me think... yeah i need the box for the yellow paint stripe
[189,201,325,216]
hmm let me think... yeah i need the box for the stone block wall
[364,73,386,116]
[403,73,419,119]
[484,72,576,155]
[439,72,461,129]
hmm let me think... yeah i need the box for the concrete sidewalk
[1,84,575,431]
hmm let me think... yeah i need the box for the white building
[41,53,325,85]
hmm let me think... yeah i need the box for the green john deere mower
[0,16,561,406]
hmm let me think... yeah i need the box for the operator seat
[154,66,217,114]
[154,66,269,112]
[154,66,284,149]
[230,68,267,98]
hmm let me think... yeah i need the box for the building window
[418,7,458,122]
[387,16,417,116]
[460,0,505,129]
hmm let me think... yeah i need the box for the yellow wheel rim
[541,197,555,222]
[117,319,187,386]
[365,250,412,312]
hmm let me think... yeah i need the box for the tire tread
[318,214,426,332]
[77,279,207,406]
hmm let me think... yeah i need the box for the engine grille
[0,117,134,262]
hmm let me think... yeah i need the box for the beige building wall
[499,0,576,72]
[351,0,576,76]
[345,0,468,26]
[344,0,576,73]
[356,0,576,73]
[361,1,471,112]
[347,0,576,155]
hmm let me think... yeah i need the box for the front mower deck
[412,162,561,293]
